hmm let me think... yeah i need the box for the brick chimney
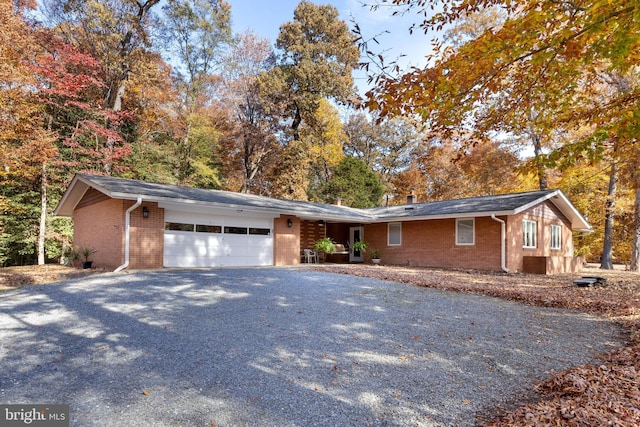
[406,190,417,204]
[333,198,342,206]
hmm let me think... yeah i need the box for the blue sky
[226,0,434,93]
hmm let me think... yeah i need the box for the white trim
[387,222,402,246]
[523,219,537,249]
[491,215,509,272]
[374,210,515,224]
[114,197,142,272]
[349,226,364,262]
[550,224,562,250]
[513,190,591,232]
[455,218,475,245]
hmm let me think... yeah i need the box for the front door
[349,226,364,263]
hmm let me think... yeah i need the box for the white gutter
[114,197,142,272]
[491,214,509,273]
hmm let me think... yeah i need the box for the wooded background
[1,0,638,269]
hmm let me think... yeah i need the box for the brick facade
[73,189,125,270]
[71,187,580,274]
[274,215,300,266]
[505,201,578,273]
[74,190,164,270]
[364,216,503,270]
[128,201,164,269]
[359,201,578,273]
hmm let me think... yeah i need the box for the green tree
[315,156,384,208]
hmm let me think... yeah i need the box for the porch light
[287,218,293,228]
[142,206,149,219]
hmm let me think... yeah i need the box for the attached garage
[163,210,274,267]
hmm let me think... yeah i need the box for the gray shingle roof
[68,174,374,221]
[369,190,557,219]
[55,174,590,230]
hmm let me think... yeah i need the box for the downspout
[115,197,142,272]
[491,215,509,273]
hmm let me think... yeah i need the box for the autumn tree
[365,0,640,268]
[305,99,347,192]
[344,112,423,189]
[269,0,359,139]
[43,0,162,174]
[1,3,120,265]
[121,51,180,184]
[217,31,278,194]
[29,29,124,264]
[0,0,49,265]
[261,0,359,198]
[161,0,232,186]
[390,137,524,204]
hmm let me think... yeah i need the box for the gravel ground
[0,268,625,426]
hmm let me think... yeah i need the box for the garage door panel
[163,212,273,267]
[247,236,273,247]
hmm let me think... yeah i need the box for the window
[388,222,402,246]
[523,220,537,248]
[196,224,222,233]
[550,224,562,250]
[249,228,271,235]
[224,226,248,234]
[456,218,475,245]
[165,222,194,232]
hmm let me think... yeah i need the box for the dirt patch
[309,264,640,426]
[0,264,103,291]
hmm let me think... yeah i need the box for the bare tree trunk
[38,163,47,265]
[630,175,640,272]
[601,160,618,269]
[531,132,547,190]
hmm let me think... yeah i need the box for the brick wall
[506,201,575,272]
[364,217,502,271]
[73,190,125,270]
[128,202,164,269]
[74,192,165,270]
[274,215,300,266]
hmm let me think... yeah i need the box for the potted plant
[352,240,368,254]
[314,237,335,256]
[62,247,80,268]
[370,248,382,265]
[78,246,97,269]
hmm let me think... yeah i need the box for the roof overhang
[55,175,591,232]
[371,210,516,223]
[54,175,94,216]
[54,175,373,223]
[513,190,591,232]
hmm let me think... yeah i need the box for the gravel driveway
[0,268,624,426]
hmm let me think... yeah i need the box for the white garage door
[163,211,274,267]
